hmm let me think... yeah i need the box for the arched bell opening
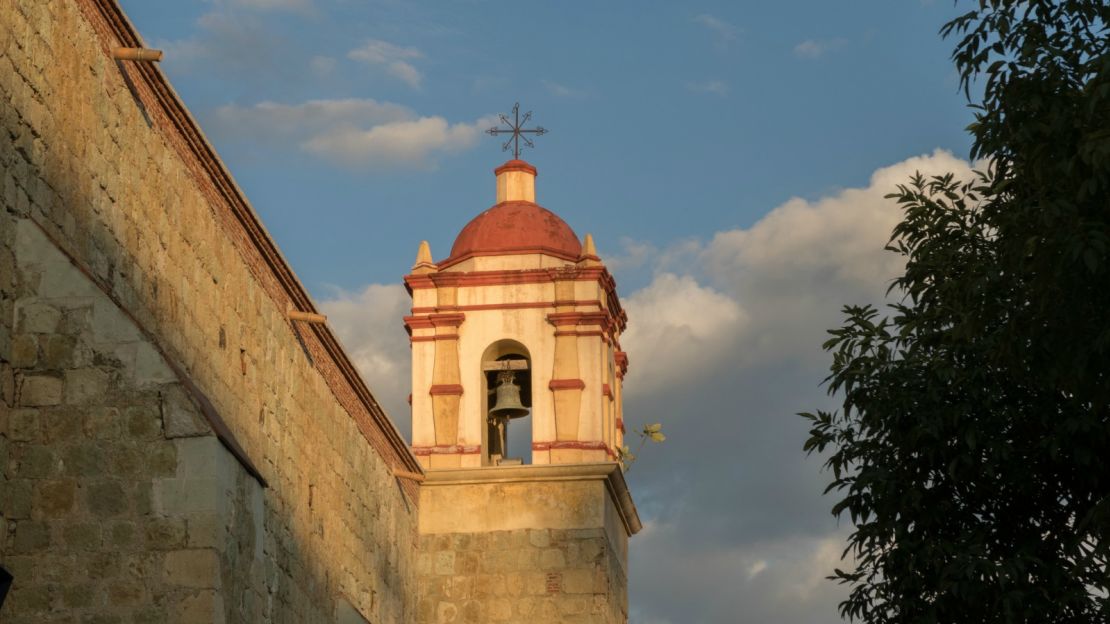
[480,339,533,466]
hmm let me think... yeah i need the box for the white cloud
[621,274,747,391]
[620,149,976,389]
[794,38,848,59]
[318,283,412,430]
[693,14,737,49]
[224,0,312,11]
[309,55,336,76]
[687,79,729,95]
[631,522,853,623]
[303,115,491,168]
[209,99,491,169]
[542,80,586,98]
[348,39,425,88]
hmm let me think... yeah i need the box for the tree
[802,1,1110,621]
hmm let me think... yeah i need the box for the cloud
[348,39,425,88]
[693,14,738,49]
[793,38,848,59]
[621,274,746,390]
[303,115,491,168]
[221,0,313,11]
[687,80,729,95]
[308,55,336,76]
[209,99,491,169]
[318,283,413,434]
[542,80,586,98]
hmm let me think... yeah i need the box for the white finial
[412,240,437,273]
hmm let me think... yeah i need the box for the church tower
[407,155,641,623]
[404,159,629,468]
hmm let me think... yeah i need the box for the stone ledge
[421,463,641,536]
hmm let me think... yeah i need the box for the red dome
[445,201,582,264]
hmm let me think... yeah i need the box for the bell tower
[404,159,630,469]
[406,154,641,623]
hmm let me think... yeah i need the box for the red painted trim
[615,351,629,375]
[494,159,538,176]
[407,393,412,405]
[554,330,608,342]
[412,444,482,455]
[429,313,465,327]
[410,299,604,315]
[602,383,612,398]
[403,316,434,330]
[532,440,615,459]
[548,311,610,327]
[549,379,586,391]
[616,418,625,434]
[437,246,581,270]
[429,384,464,396]
[410,334,459,343]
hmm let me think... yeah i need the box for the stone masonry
[1,1,421,622]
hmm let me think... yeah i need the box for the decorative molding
[602,383,612,399]
[429,384,464,396]
[411,444,483,455]
[548,379,586,391]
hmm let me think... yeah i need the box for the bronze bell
[489,371,529,419]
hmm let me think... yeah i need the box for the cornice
[421,463,642,535]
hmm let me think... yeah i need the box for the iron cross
[486,102,547,159]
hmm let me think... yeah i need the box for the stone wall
[415,465,636,624]
[416,527,627,624]
[1,1,419,622]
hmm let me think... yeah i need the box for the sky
[117,1,979,622]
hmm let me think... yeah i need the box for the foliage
[802,1,1110,621]
[619,423,665,471]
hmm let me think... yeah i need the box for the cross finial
[486,102,547,159]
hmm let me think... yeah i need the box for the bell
[489,371,529,419]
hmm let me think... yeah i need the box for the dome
[446,200,582,263]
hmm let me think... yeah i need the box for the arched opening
[481,340,532,465]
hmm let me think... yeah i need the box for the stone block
[539,548,565,570]
[15,444,54,477]
[62,444,105,476]
[561,569,595,594]
[42,334,88,368]
[434,551,455,576]
[19,373,62,406]
[125,405,160,439]
[63,367,108,404]
[8,408,39,441]
[86,480,127,517]
[144,441,177,477]
[161,385,210,438]
[109,521,136,548]
[170,589,224,624]
[185,513,222,548]
[16,301,60,333]
[528,529,550,548]
[10,333,38,367]
[163,549,221,589]
[3,479,33,518]
[12,519,50,552]
[60,583,94,609]
[35,479,75,517]
[42,407,82,442]
[144,517,187,549]
[63,522,102,550]
[84,406,120,439]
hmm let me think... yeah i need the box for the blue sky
[119,1,978,621]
